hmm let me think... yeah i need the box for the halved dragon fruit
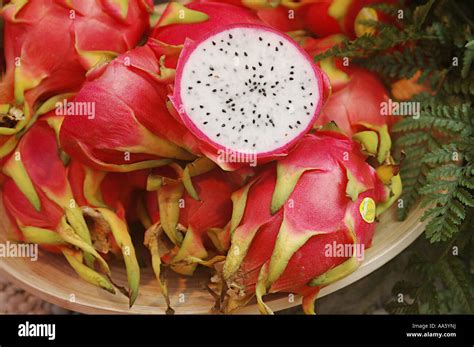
[171,23,328,170]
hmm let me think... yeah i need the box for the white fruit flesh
[178,26,321,154]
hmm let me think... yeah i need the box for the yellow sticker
[359,197,376,223]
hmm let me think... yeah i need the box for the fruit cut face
[175,25,321,155]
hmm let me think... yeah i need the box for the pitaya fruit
[141,164,245,312]
[2,117,140,305]
[222,130,390,314]
[0,0,152,159]
[143,166,244,277]
[315,68,394,163]
[59,2,262,173]
[290,0,390,39]
[170,23,328,170]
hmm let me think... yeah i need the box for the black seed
[267,43,270,47]
[216,133,221,137]
[258,114,261,118]
[273,93,276,96]
[197,80,201,84]
[289,77,294,81]
[241,125,245,129]
[259,75,264,78]
[229,34,233,39]
[221,124,226,127]
[244,139,248,143]
[252,66,256,71]
[290,71,294,75]
[212,41,216,45]
[301,86,305,90]
[206,83,210,86]
[188,87,193,90]
[219,48,223,51]
[259,37,263,41]
[297,121,301,124]
[310,102,314,106]
[208,74,213,77]
[240,108,244,112]
[289,125,293,129]
[234,52,239,56]
[203,121,208,125]
[222,109,226,113]
[304,106,307,109]
[275,47,279,52]
[244,52,248,57]
[276,81,280,85]
[209,66,214,71]
[212,89,217,93]
[206,112,210,115]
[258,62,262,67]
[252,120,255,124]
[279,41,283,46]
[271,66,274,71]
[291,66,294,69]
[245,65,249,69]
[199,105,204,109]
[288,100,292,103]
[227,42,231,46]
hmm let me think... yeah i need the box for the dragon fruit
[222,130,389,314]
[0,0,152,159]
[316,68,393,163]
[59,2,261,173]
[170,23,328,170]
[143,165,245,276]
[141,164,245,311]
[2,117,140,305]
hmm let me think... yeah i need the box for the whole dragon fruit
[222,130,390,314]
[143,165,245,276]
[2,117,140,305]
[316,68,394,163]
[0,0,152,159]
[142,164,245,312]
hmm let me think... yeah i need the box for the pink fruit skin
[2,119,74,245]
[170,23,327,170]
[224,131,386,313]
[151,1,261,45]
[315,68,395,137]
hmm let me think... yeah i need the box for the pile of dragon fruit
[0,0,403,314]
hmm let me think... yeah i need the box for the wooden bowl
[0,194,426,314]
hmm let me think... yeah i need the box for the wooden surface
[0,194,426,314]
